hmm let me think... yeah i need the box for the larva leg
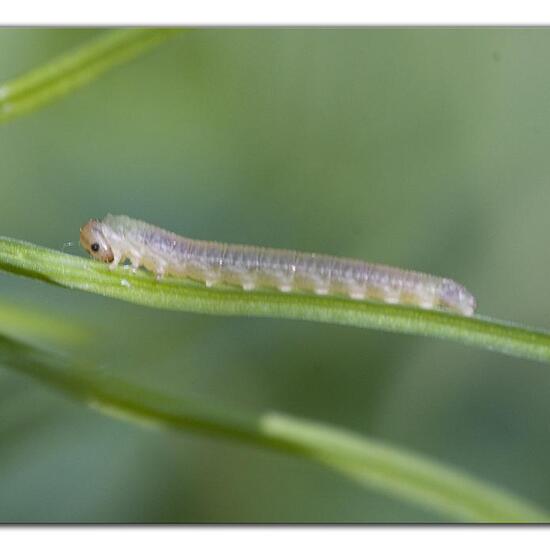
[383,290,401,304]
[413,290,436,310]
[128,253,142,274]
[314,285,330,296]
[109,251,122,270]
[278,284,293,293]
[241,278,256,291]
[276,278,293,293]
[154,262,167,281]
[348,287,366,300]
[204,277,219,288]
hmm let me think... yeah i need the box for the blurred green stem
[2,236,550,365]
[0,28,184,123]
[0,333,545,522]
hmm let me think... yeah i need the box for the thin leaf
[1,236,550,365]
[0,333,545,522]
[0,28,185,123]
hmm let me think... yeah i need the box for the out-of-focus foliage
[2,333,545,522]
[1,29,550,522]
[0,29,183,123]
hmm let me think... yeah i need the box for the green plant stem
[0,28,185,123]
[0,333,545,522]
[1,236,550,365]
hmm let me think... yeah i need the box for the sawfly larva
[80,214,477,316]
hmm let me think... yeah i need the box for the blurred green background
[1,28,550,522]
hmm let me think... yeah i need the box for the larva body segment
[79,214,477,316]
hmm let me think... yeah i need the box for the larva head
[80,219,114,263]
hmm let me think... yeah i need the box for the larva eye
[91,243,100,252]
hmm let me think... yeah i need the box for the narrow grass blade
[1,236,550,365]
[0,333,545,522]
[0,28,184,123]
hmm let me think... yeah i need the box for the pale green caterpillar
[80,214,477,316]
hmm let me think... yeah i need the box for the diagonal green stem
[1,236,550,365]
[0,333,545,522]
[0,28,185,123]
